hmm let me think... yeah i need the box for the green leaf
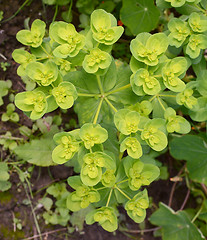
[52,81,77,109]
[47,183,67,198]
[170,135,207,185]
[189,96,207,122]
[86,206,118,232]
[83,48,112,74]
[125,189,149,223]
[0,80,12,106]
[16,19,46,48]
[0,163,9,181]
[120,0,160,35]
[70,205,95,231]
[39,197,53,211]
[196,70,207,96]
[150,202,205,240]
[14,127,58,166]
[0,181,12,191]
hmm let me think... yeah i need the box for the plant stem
[93,97,104,124]
[180,188,190,211]
[40,45,51,57]
[106,188,113,207]
[14,166,42,240]
[115,185,131,200]
[78,92,101,97]
[116,179,128,185]
[105,84,131,96]
[104,97,118,112]
[95,186,107,191]
[149,95,157,102]
[22,182,42,240]
[157,96,166,111]
[193,4,206,14]
[52,4,59,22]
[159,94,176,98]
[191,202,204,223]
[96,75,104,96]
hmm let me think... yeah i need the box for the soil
[0,1,189,239]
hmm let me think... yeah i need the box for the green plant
[12,3,207,237]
[0,80,12,106]
[1,103,19,122]
[0,62,11,71]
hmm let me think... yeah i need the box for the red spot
[102,1,104,3]
[118,20,123,26]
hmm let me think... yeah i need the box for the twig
[120,226,160,233]
[23,228,67,240]
[168,164,186,207]
[180,188,190,210]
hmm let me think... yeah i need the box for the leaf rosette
[114,109,141,135]
[81,152,115,186]
[101,169,116,187]
[141,119,168,151]
[176,88,197,109]
[186,34,207,59]
[67,185,100,211]
[52,132,80,164]
[164,107,191,134]
[125,189,149,223]
[131,68,161,96]
[162,57,187,92]
[54,58,73,76]
[188,12,207,33]
[50,21,85,58]
[123,157,160,191]
[26,61,58,86]
[15,90,47,120]
[16,19,46,48]
[86,206,118,232]
[128,101,153,117]
[120,137,142,159]
[90,9,124,45]
[52,82,77,109]
[130,32,169,66]
[83,48,112,74]
[12,49,36,77]
[79,123,108,149]
[168,18,190,48]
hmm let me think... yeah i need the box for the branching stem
[115,185,131,200]
[104,97,118,112]
[93,97,104,124]
[105,84,131,96]
[157,96,166,111]
[106,188,113,207]
[78,93,101,97]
